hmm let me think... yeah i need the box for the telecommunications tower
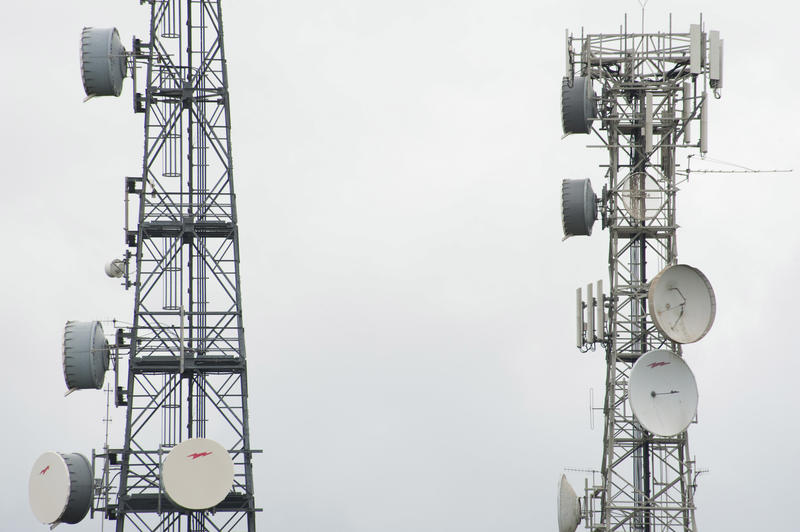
[556,16,723,532]
[29,2,257,531]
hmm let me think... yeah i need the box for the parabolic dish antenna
[162,438,234,510]
[628,350,698,437]
[557,474,581,532]
[618,172,662,222]
[80,27,127,97]
[63,320,109,391]
[561,76,596,134]
[561,178,597,238]
[105,258,125,278]
[29,452,92,525]
[648,264,716,344]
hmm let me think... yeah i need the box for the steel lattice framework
[94,1,257,531]
[566,19,720,532]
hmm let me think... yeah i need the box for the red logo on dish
[187,452,213,460]
[648,361,670,369]
[40,465,50,475]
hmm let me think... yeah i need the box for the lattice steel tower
[557,17,724,532]
[28,2,257,531]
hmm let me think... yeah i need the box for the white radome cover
[557,474,581,532]
[628,350,699,437]
[105,259,125,278]
[29,452,71,524]
[162,438,234,510]
[648,264,716,344]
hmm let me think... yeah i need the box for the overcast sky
[3,1,799,530]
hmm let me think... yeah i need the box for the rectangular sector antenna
[565,29,571,78]
[682,82,691,144]
[576,287,584,349]
[644,93,653,153]
[709,30,723,87]
[689,24,702,74]
[700,93,708,154]
[595,279,604,342]
[586,283,594,344]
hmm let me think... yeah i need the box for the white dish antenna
[105,258,125,278]
[557,474,581,532]
[618,172,662,222]
[648,264,716,344]
[29,452,92,525]
[628,350,698,436]
[161,438,234,510]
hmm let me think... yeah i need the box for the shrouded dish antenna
[562,178,597,237]
[557,474,581,532]
[161,438,234,510]
[63,320,109,390]
[105,258,124,278]
[561,76,596,134]
[648,264,716,344]
[81,27,127,97]
[29,452,92,525]
[628,350,698,437]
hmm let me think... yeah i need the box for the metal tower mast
[28,1,256,531]
[108,1,257,530]
[559,18,724,532]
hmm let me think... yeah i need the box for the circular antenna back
[648,264,716,344]
[29,452,92,525]
[628,350,698,437]
[162,438,234,510]
[561,178,597,237]
[557,474,581,532]
[561,76,596,134]
[618,172,663,222]
[81,27,127,97]
[63,320,109,391]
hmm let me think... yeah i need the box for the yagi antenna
[683,154,793,180]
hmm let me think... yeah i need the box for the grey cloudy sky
[2,0,799,530]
